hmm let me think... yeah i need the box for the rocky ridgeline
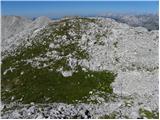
[1,16,159,119]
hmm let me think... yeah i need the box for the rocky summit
[1,16,159,119]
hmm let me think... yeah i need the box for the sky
[1,1,159,18]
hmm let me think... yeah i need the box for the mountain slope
[1,17,159,119]
[1,16,53,55]
[1,16,32,40]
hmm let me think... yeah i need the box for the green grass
[2,61,115,103]
[139,108,159,119]
[99,112,117,119]
[79,17,96,23]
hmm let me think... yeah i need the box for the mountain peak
[1,16,159,119]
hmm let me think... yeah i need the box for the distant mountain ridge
[2,13,158,42]
[101,13,159,31]
[1,16,32,40]
[1,16,53,41]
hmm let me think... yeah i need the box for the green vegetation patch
[2,60,115,104]
[139,108,159,119]
[99,112,117,119]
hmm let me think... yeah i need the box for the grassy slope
[2,18,116,104]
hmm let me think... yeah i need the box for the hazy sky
[1,1,159,18]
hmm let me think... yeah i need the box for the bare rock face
[1,16,159,119]
[1,16,32,40]
[1,16,52,41]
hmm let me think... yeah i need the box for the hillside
[1,16,159,119]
